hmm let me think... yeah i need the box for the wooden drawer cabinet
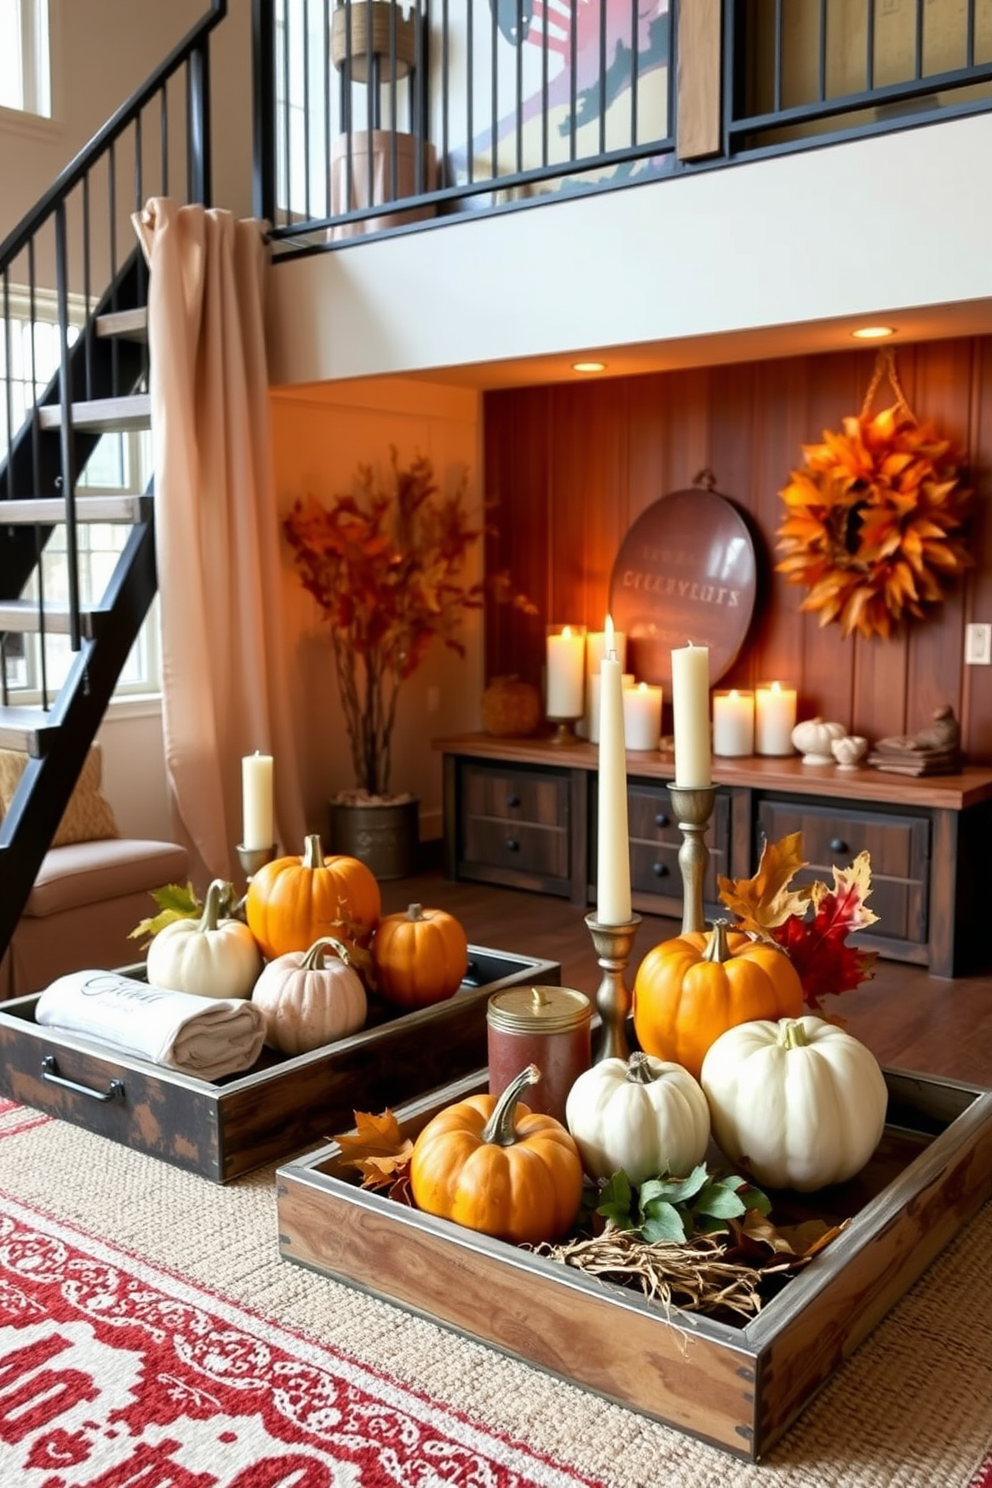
[438,736,992,976]
[758,798,930,952]
[625,782,731,916]
[451,759,579,898]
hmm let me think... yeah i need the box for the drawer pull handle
[829,837,848,854]
[652,861,668,878]
[505,837,520,853]
[506,794,521,809]
[654,813,669,828]
[41,1054,125,1104]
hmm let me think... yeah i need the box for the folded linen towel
[35,970,267,1081]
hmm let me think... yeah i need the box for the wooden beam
[677,0,722,161]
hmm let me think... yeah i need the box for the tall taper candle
[671,642,712,787]
[242,751,274,850]
[596,617,632,924]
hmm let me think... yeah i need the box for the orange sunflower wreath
[775,351,973,640]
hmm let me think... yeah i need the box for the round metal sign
[608,483,757,690]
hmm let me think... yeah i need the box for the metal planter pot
[328,796,419,880]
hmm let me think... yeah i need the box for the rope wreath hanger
[775,349,973,641]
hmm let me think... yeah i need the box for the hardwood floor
[379,869,992,1089]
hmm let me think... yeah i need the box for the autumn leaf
[128,881,202,942]
[717,831,812,937]
[772,851,879,1014]
[738,1212,849,1259]
[333,1109,414,1190]
[810,851,879,933]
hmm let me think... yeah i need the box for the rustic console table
[436,733,992,978]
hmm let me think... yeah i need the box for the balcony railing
[254,0,992,259]
[726,0,992,158]
[253,0,676,254]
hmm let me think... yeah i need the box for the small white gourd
[146,879,262,1000]
[700,1015,888,1192]
[565,1050,711,1184]
[251,936,367,1055]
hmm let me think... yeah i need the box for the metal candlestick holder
[237,843,278,880]
[584,911,642,1062]
[667,784,717,934]
[548,717,582,745]
[234,843,278,920]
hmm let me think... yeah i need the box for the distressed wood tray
[0,947,559,1183]
[276,1065,992,1461]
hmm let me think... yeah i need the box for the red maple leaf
[772,853,878,1014]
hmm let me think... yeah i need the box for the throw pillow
[0,743,120,846]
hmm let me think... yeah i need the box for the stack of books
[867,744,965,777]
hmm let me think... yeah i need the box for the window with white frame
[0,286,160,701]
[0,0,51,116]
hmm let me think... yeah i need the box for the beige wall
[270,376,484,844]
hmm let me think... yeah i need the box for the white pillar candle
[623,682,663,751]
[596,617,632,925]
[713,689,755,757]
[755,681,798,756]
[546,624,586,719]
[242,751,274,849]
[671,643,712,787]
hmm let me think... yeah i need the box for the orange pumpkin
[245,833,381,960]
[372,902,468,1009]
[632,919,803,1080]
[410,1064,583,1244]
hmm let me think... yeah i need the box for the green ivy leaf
[595,1163,772,1244]
[128,881,202,943]
[640,1201,688,1244]
[638,1166,709,1210]
[693,1182,751,1221]
[596,1170,637,1230]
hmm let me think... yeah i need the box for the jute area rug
[1,1098,992,1488]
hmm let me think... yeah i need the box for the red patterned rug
[0,1189,600,1488]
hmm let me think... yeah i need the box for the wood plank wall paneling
[549,379,628,628]
[483,339,992,763]
[907,339,973,741]
[966,339,992,751]
[484,387,552,691]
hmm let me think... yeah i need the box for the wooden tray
[0,947,559,1183]
[276,1065,992,1461]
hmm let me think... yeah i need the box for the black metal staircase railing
[0,0,228,966]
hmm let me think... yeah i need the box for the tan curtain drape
[134,198,306,886]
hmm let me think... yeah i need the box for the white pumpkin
[700,1015,888,1192]
[251,936,367,1055]
[146,879,262,1000]
[564,1050,711,1184]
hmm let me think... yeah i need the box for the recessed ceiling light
[572,360,606,373]
[851,325,895,340]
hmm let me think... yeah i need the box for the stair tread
[95,308,148,341]
[0,495,150,524]
[0,601,97,637]
[0,707,53,756]
[37,394,151,434]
